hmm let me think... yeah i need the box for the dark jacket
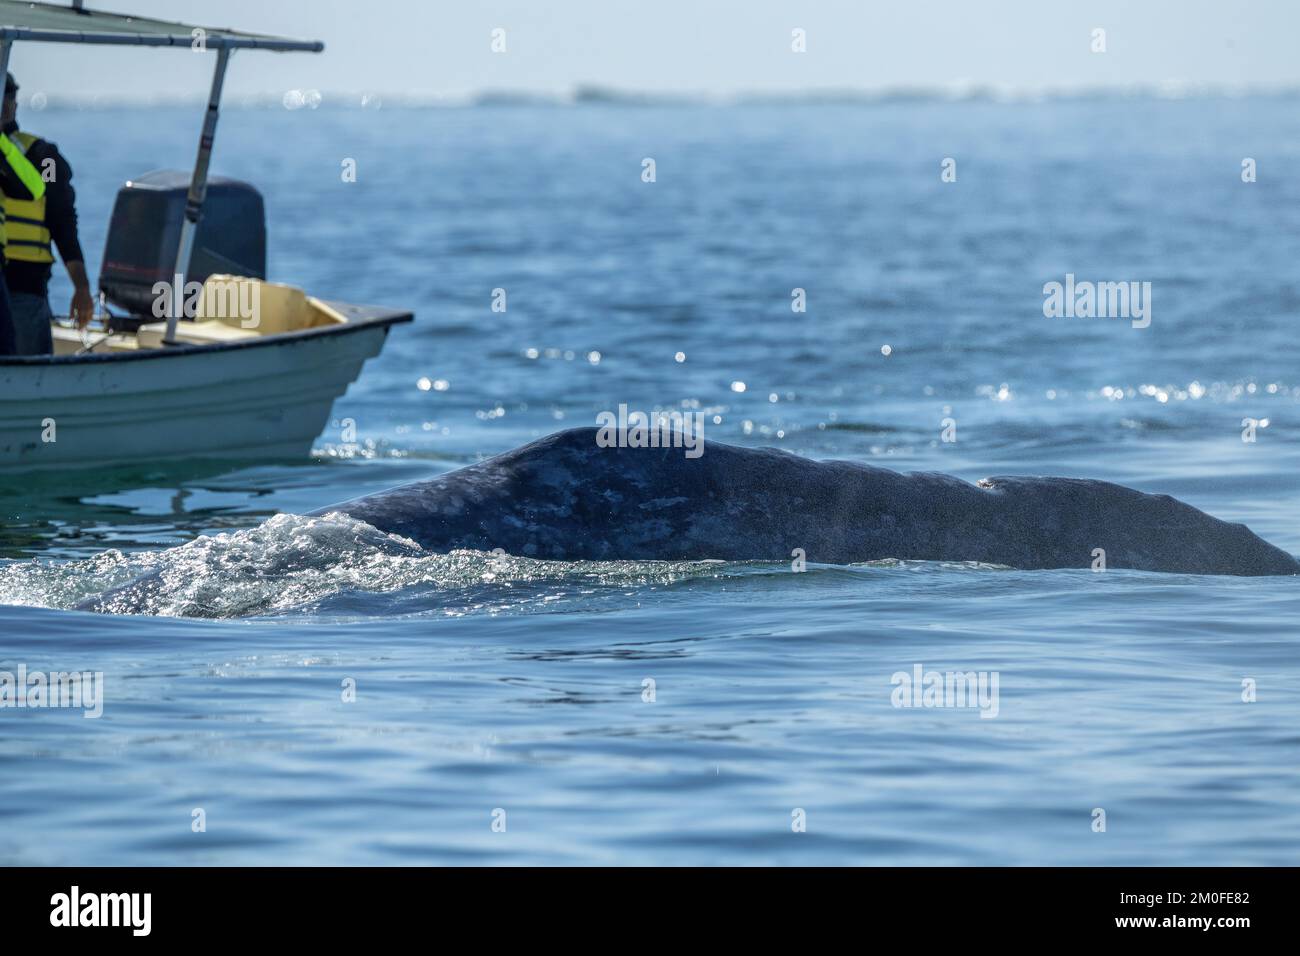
[0,273,14,355]
[0,122,84,296]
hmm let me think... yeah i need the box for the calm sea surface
[2,98,1299,864]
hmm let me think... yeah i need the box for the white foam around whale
[0,513,729,619]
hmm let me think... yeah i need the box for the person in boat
[0,78,44,356]
[0,72,94,355]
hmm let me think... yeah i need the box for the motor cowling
[99,169,267,317]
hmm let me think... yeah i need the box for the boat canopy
[0,0,322,51]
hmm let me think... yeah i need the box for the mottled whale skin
[316,427,1300,577]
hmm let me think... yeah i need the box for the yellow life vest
[1,131,53,264]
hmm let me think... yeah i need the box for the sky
[6,0,1300,101]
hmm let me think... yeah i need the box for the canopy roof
[0,1,323,52]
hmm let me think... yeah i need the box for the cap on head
[4,73,16,97]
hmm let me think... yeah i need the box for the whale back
[315,427,1300,576]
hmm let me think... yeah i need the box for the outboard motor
[99,170,266,320]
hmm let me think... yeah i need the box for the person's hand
[71,286,95,329]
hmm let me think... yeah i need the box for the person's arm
[65,260,93,327]
[41,145,93,327]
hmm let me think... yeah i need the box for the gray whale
[315,427,1299,577]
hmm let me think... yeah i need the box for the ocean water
[2,97,1300,865]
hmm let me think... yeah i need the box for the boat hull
[0,315,402,474]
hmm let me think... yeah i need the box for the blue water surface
[2,97,1299,864]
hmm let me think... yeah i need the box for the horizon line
[18,80,1300,110]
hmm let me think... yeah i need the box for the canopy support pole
[165,45,230,345]
[0,40,11,98]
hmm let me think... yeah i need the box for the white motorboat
[0,2,413,474]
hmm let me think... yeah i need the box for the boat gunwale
[0,304,413,367]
